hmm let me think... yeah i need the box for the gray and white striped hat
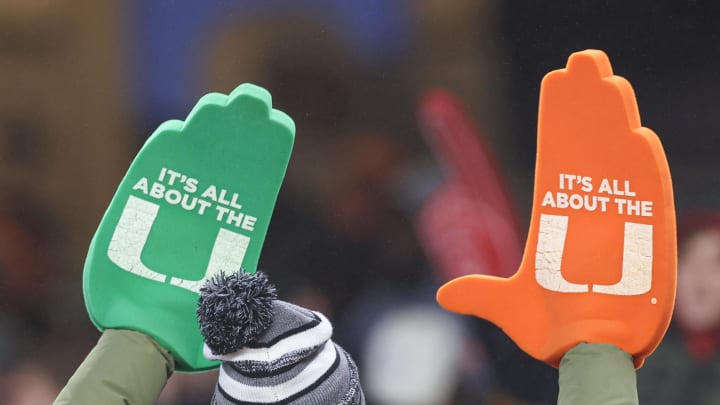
[197,272,364,405]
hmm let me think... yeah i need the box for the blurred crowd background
[3,1,720,404]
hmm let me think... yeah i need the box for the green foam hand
[83,84,295,372]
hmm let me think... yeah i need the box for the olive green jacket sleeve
[54,329,174,405]
[558,343,638,405]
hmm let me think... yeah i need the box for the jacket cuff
[558,343,638,405]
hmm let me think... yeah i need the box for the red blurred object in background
[416,89,522,280]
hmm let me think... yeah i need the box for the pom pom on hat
[197,271,277,355]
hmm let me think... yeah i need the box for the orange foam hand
[436,50,676,368]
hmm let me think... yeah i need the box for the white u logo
[535,214,652,295]
[106,195,251,293]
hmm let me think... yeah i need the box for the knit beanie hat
[197,271,365,405]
